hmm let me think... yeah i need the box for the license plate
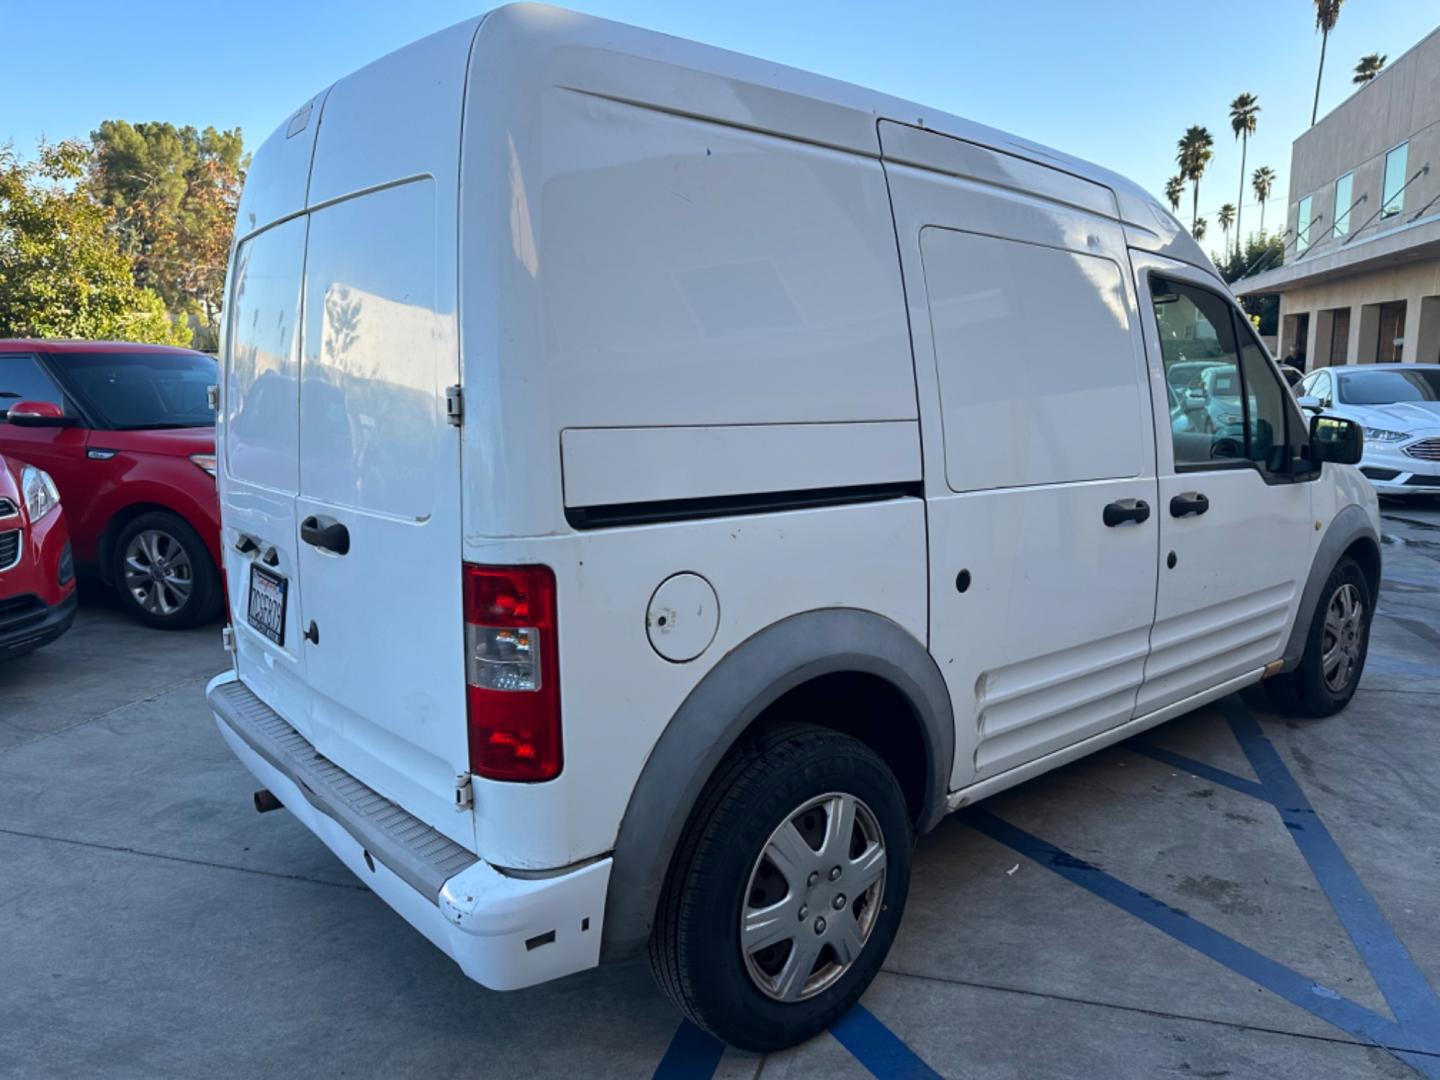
[247,565,287,646]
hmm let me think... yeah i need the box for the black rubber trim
[565,482,923,530]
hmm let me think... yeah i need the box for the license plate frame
[247,564,288,646]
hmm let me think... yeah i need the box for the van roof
[243,3,1208,271]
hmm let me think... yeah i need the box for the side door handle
[1170,491,1210,518]
[1103,498,1151,527]
[300,515,350,556]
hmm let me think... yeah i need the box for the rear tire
[111,512,221,630]
[1271,556,1372,717]
[649,723,912,1052]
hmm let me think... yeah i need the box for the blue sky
[4,1,1437,244]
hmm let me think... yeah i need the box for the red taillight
[462,564,561,782]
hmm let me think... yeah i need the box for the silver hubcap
[740,792,886,1003]
[1321,583,1365,693]
[123,529,193,616]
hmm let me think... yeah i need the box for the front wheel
[112,511,222,630]
[650,724,912,1052]
[1272,556,1372,717]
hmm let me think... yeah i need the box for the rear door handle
[300,516,350,556]
[1170,491,1210,518]
[1103,498,1151,527]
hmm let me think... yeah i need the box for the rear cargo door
[293,178,469,842]
[222,216,313,735]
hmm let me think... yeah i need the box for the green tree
[1176,125,1214,232]
[1164,175,1186,213]
[89,120,245,348]
[1311,0,1345,125]
[1229,92,1259,256]
[1353,53,1386,84]
[1218,203,1236,253]
[1214,232,1286,335]
[1252,166,1277,234]
[0,141,190,345]
[1193,216,1208,242]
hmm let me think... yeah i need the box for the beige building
[1236,25,1440,369]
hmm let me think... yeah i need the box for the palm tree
[1230,93,1260,255]
[1252,166,1277,234]
[1312,0,1345,125]
[1193,216,1208,242]
[1218,203,1236,252]
[1353,53,1386,84]
[1164,175,1186,213]
[1176,126,1215,231]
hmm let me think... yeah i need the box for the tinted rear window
[57,352,216,430]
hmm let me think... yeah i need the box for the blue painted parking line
[652,1021,726,1079]
[830,1003,944,1080]
[977,696,1440,1076]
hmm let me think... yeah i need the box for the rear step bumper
[207,672,611,991]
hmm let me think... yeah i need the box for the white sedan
[1297,364,1440,496]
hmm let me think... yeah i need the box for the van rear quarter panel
[455,8,931,868]
[466,499,929,869]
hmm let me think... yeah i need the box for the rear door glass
[225,217,308,492]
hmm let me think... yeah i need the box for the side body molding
[600,607,955,960]
[1281,502,1381,670]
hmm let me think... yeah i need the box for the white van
[209,4,1380,1050]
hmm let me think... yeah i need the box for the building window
[1297,195,1313,253]
[1377,300,1406,362]
[1333,173,1353,237]
[1382,143,1408,218]
[1329,307,1350,363]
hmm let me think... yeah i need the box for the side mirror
[1311,414,1363,466]
[4,400,70,427]
[1295,395,1323,412]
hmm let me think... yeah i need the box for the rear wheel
[1272,556,1372,717]
[112,512,221,630]
[650,723,911,1052]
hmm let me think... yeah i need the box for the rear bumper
[0,590,77,656]
[206,672,610,991]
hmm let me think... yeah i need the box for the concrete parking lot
[3,503,1438,1079]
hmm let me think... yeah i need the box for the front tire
[111,512,221,630]
[1273,556,1372,717]
[649,723,912,1052]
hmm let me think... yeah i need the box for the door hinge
[221,624,235,652]
[454,772,475,811]
[207,384,220,412]
[445,384,464,427]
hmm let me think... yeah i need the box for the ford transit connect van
[208,4,1378,1050]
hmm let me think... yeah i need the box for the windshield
[57,352,216,430]
[1337,368,1440,405]
[1207,371,1241,399]
[1336,371,1440,408]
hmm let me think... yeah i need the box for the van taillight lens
[462,564,561,782]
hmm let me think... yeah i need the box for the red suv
[0,450,77,657]
[0,341,222,629]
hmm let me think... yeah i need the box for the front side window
[1382,143,1408,217]
[1297,195,1314,253]
[58,352,216,430]
[1333,173,1353,237]
[1152,276,1290,472]
[0,354,66,420]
[1311,371,1333,405]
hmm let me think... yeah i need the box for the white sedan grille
[1403,438,1440,462]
